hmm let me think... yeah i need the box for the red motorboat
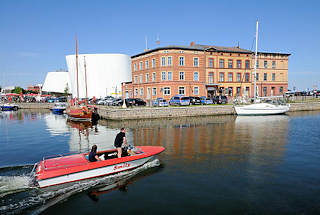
[66,105,92,121]
[33,146,165,188]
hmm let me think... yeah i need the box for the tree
[12,86,25,94]
[64,83,69,96]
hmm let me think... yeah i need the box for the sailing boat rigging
[234,21,290,116]
[66,37,93,121]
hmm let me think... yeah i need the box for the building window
[140,74,143,83]
[134,63,137,71]
[152,87,157,96]
[264,73,267,81]
[152,72,156,81]
[228,73,233,82]
[236,87,241,96]
[168,71,172,81]
[146,73,149,83]
[245,73,249,82]
[228,60,233,68]
[245,87,250,95]
[194,86,199,95]
[139,61,143,70]
[161,57,166,66]
[194,58,199,67]
[179,71,185,80]
[145,60,149,69]
[272,73,275,81]
[163,87,170,95]
[179,57,184,66]
[263,87,267,96]
[193,72,199,81]
[272,61,276,69]
[237,60,241,69]
[209,58,214,68]
[256,73,259,81]
[264,61,267,68]
[179,86,185,95]
[219,72,224,82]
[161,72,166,81]
[228,87,233,96]
[280,86,283,94]
[134,75,138,84]
[209,72,214,84]
[135,88,138,96]
[219,59,224,68]
[245,60,250,69]
[167,56,172,66]
[256,60,259,68]
[236,73,241,82]
[140,88,144,96]
[152,58,156,68]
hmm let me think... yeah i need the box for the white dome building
[42,70,71,93]
[65,54,131,98]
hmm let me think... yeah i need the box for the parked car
[112,98,123,106]
[169,95,190,106]
[132,98,146,106]
[105,96,114,106]
[48,97,57,103]
[57,96,67,102]
[200,96,213,105]
[153,98,169,107]
[214,95,228,104]
[189,96,201,105]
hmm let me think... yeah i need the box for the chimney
[190,41,195,47]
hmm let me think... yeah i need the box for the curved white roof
[66,53,131,98]
[42,71,71,93]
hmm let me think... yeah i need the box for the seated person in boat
[89,145,102,162]
[114,128,127,158]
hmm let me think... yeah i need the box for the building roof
[131,43,290,58]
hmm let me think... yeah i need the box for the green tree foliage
[64,83,69,96]
[12,86,25,94]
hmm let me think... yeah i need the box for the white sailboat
[234,21,290,116]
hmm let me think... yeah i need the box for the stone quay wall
[16,102,320,120]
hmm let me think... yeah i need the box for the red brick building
[122,43,290,100]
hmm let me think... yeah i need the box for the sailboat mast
[253,20,259,100]
[84,56,88,106]
[75,36,79,104]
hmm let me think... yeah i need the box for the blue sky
[0,0,319,90]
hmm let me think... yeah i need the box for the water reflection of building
[106,115,290,165]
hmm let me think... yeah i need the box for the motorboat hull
[0,104,19,111]
[37,156,152,188]
[35,146,165,188]
[66,106,92,122]
[234,103,290,116]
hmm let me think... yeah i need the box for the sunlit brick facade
[122,43,290,100]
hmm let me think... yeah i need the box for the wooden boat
[66,105,92,121]
[33,146,165,188]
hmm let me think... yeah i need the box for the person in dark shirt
[89,145,102,162]
[114,128,127,158]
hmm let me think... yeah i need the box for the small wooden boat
[33,146,165,188]
[66,105,92,121]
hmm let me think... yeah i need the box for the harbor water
[0,110,319,214]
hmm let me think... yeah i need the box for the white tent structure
[42,71,71,94]
[65,54,131,98]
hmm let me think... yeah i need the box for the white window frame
[152,58,156,68]
[145,60,149,69]
[139,61,143,70]
[134,63,137,71]
[193,57,199,67]
[219,73,224,82]
[167,71,172,81]
[179,56,184,66]
[152,87,157,96]
[146,73,149,83]
[135,88,138,96]
[163,87,171,95]
[179,71,185,80]
[194,86,199,95]
[193,72,199,81]
[167,56,172,66]
[134,75,138,84]
[140,74,143,83]
[152,72,156,81]
[140,88,144,96]
[161,56,166,66]
[161,71,166,81]
[178,86,185,95]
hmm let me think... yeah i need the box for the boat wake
[0,158,161,215]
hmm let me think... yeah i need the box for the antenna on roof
[144,35,149,51]
[156,33,160,47]
[237,42,240,48]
